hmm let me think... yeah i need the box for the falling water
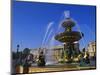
[64,10,70,18]
[76,23,95,49]
[41,22,54,47]
[82,24,95,40]
[40,21,56,65]
[75,21,86,48]
[45,35,58,65]
[44,29,53,47]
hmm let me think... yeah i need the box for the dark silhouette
[23,48,30,73]
[37,50,45,67]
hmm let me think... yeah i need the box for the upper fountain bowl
[62,18,75,28]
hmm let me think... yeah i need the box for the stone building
[87,41,96,57]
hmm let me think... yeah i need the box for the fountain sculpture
[55,17,84,62]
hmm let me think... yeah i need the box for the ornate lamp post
[17,44,20,53]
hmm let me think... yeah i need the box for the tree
[21,48,30,60]
[23,48,30,55]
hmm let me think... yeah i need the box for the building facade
[87,41,96,57]
[29,44,80,62]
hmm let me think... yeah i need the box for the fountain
[55,17,84,63]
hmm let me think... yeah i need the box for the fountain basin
[55,31,84,42]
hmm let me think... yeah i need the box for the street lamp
[17,44,20,53]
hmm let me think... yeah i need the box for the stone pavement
[29,64,96,73]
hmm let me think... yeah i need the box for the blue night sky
[12,1,96,51]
